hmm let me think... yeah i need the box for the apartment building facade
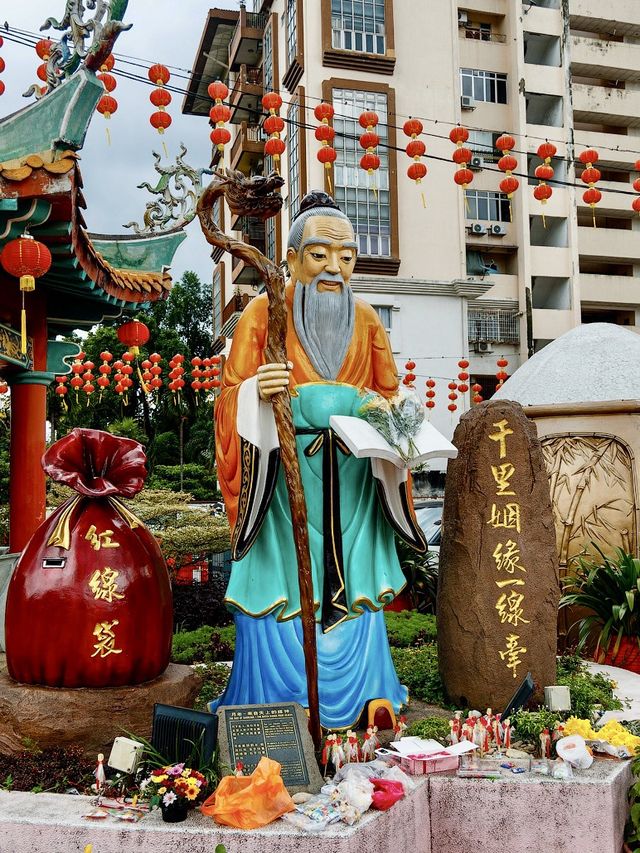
[183,0,640,451]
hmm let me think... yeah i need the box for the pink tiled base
[0,777,430,853]
[0,760,631,853]
[429,759,632,853]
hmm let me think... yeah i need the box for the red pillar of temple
[9,294,50,553]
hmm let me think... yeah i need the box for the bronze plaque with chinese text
[437,400,559,710]
[216,702,323,793]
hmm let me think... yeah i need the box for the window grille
[460,68,507,103]
[333,88,391,257]
[468,309,519,344]
[331,0,386,55]
[286,0,297,66]
[287,100,300,220]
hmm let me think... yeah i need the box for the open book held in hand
[329,415,458,470]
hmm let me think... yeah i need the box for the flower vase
[160,800,189,823]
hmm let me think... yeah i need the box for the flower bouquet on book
[143,763,207,822]
[328,390,457,470]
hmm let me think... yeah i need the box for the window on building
[192,568,202,584]
[468,130,500,162]
[287,100,300,220]
[373,305,392,333]
[286,0,297,67]
[263,18,274,93]
[213,267,222,339]
[460,68,507,104]
[331,0,386,55]
[333,88,391,257]
[465,190,510,222]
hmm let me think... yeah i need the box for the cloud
[1,0,238,287]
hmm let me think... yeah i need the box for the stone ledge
[0,760,631,853]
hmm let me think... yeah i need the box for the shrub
[384,611,437,647]
[556,654,623,719]
[172,625,236,664]
[172,575,232,632]
[511,709,560,747]
[406,716,450,742]
[146,463,217,501]
[390,644,448,706]
[0,745,94,793]
[194,663,232,711]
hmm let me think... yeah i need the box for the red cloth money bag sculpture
[5,429,173,688]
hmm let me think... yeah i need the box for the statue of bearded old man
[211,192,427,729]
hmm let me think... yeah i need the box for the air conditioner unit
[458,10,469,25]
[469,222,487,235]
[461,95,475,110]
[490,224,507,236]
[474,340,494,354]
[470,155,484,170]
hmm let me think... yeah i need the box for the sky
[1,0,239,285]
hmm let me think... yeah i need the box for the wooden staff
[197,171,321,749]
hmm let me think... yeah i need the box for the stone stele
[0,656,202,757]
[437,400,559,710]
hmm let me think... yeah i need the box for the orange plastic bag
[200,757,295,829]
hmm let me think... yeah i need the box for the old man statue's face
[286,215,358,291]
[288,214,358,381]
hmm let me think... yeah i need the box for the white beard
[292,277,355,380]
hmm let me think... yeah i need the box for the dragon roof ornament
[24,0,131,98]
[123,144,214,235]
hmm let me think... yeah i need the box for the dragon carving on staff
[196,167,322,748]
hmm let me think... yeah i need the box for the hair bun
[295,191,342,220]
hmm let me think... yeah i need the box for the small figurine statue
[492,716,502,751]
[393,715,408,742]
[322,733,337,775]
[93,753,106,793]
[452,711,462,741]
[461,717,475,743]
[345,730,361,762]
[539,727,551,759]
[482,708,494,730]
[552,721,565,743]
[449,719,459,745]
[369,725,381,750]
[503,718,512,749]
[331,734,346,770]
[361,730,377,762]
[235,761,245,777]
[473,720,486,756]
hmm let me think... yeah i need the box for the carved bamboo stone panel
[437,400,559,710]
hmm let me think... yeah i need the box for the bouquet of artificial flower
[143,763,207,810]
[358,390,425,463]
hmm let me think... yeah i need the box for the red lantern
[454,168,473,188]
[458,359,469,369]
[495,134,516,154]
[426,400,435,410]
[315,124,335,144]
[408,162,427,183]
[262,91,283,113]
[318,147,337,166]
[265,137,286,159]
[97,94,118,124]
[579,149,599,166]
[407,140,426,159]
[448,403,457,412]
[117,320,150,355]
[99,72,117,93]
[208,80,229,102]
[150,111,172,133]
[534,184,553,203]
[36,63,48,82]
[35,39,53,60]
[426,378,435,388]
[633,198,640,215]
[314,102,334,122]
[264,114,285,135]
[403,118,423,138]
[537,141,557,163]
[210,127,231,149]
[0,81,5,98]
[452,147,472,165]
[100,55,115,73]
[449,126,469,145]
[499,176,520,198]
[148,63,170,86]
[473,394,483,404]
[496,357,508,368]
[405,360,416,371]
[580,167,601,186]
[360,152,380,173]
[359,111,379,130]
[150,88,172,108]
[0,234,52,354]
[535,164,554,182]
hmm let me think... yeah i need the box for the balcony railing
[222,292,254,326]
[468,309,520,344]
[461,28,507,43]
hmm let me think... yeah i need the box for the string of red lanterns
[495,357,509,393]
[359,110,381,193]
[0,36,5,97]
[314,102,337,191]
[34,38,53,96]
[457,359,469,395]
[403,359,416,388]
[471,383,483,405]
[633,160,640,216]
[425,378,436,412]
[148,63,172,154]
[579,149,601,228]
[447,380,458,413]
[262,92,286,171]
[96,54,117,144]
[403,119,427,207]
[208,80,231,163]
[533,141,557,226]
[450,126,473,197]
[496,133,519,220]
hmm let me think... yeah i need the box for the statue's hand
[257,361,293,401]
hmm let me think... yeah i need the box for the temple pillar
[8,294,51,553]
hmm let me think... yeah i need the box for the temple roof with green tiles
[0,3,186,335]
